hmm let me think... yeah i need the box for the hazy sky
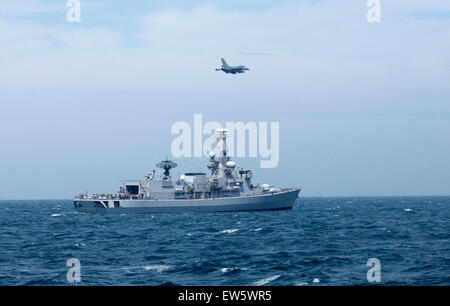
[0,0,449,199]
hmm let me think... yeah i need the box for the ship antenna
[157,158,178,178]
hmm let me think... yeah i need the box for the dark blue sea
[0,197,448,286]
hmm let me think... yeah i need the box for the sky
[0,0,449,199]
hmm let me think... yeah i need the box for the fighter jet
[215,58,249,74]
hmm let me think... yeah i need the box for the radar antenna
[156,157,177,177]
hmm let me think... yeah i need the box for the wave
[143,264,173,273]
[220,229,239,234]
[219,267,248,274]
[1,197,449,286]
[253,275,280,286]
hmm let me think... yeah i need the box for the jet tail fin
[221,58,229,67]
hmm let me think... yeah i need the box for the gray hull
[74,188,300,214]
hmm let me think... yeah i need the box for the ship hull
[73,188,300,214]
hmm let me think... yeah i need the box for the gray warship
[74,129,301,213]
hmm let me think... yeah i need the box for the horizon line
[1,194,449,201]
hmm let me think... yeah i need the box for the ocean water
[0,197,448,286]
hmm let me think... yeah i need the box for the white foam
[254,275,281,286]
[404,208,412,212]
[50,213,61,217]
[219,267,248,273]
[143,265,173,273]
[312,278,320,283]
[220,229,239,234]
[253,228,263,231]
[296,282,308,286]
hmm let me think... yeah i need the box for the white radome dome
[225,161,236,168]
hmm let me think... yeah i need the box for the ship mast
[207,129,237,190]
[213,128,230,164]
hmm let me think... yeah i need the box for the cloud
[0,0,62,15]
[0,0,449,93]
